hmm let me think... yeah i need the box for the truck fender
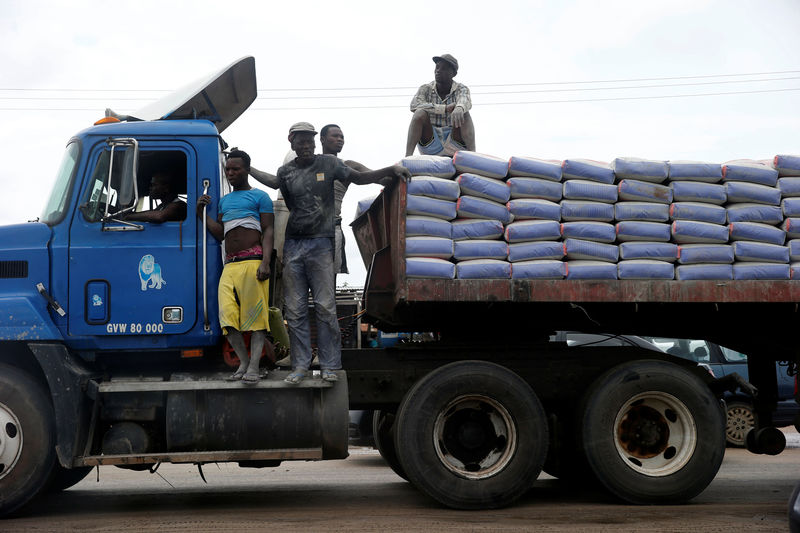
[0,296,63,341]
[28,343,96,468]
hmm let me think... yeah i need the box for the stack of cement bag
[398,153,800,280]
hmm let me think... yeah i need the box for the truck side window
[83,149,127,222]
[129,150,188,222]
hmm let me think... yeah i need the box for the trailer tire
[394,360,548,509]
[725,400,756,448]
[372,410,408,481]
[0,363,56,517]
[580,359,725,504]
[46,465,93,492]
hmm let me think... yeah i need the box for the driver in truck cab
[121,170,187,223]
[197,150,275,384]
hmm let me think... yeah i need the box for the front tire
[725,401,756,448]
[580,360,725,504]
[0,364,56,517]
[394,361,548,509]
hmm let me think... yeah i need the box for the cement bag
[562,179,618,203]
[728,222,786,246]
[407,176,461,200]
[508,241,566,262]
[733,262,790,280]
[457,173,511,203]
[405,236,454,259]
[615,221,672,242]
[617,260,674,280]
[789,240,800,261]
[675,264,733,280]
[668,161,723,183]
[406,215,453,238]
[268,307,290,350]
[561,221,616,243]
[783,198,800,217]
[504,220,562,243]
[611,157,668,183]
[456,195,512,223]
[618,180,672,204]
[451,219,504,241]
[677,244,734,264]
[784,218,800,239]
[671,220,728,244]
[778,177,800,197]
[726,203,783,224]
[732,241,789,263]
[508,156,562,181]
[619,241,678,261]
[669,202,727,225]
[453,239,509,261]
[722,160,779,187]
[566,260,618,280]
[564,238,619,262]
[670,181,727,205]
[559,200,614,222]
[406,257,455,279]
[507,177,562,201]
[511,259,567,279]
[562,159,615,184]
[614,202,670,222]
[400,155,456,178]
[774,155,800,177]
[725,182,781,205]
[507,198,561,221]
[453,151,508,179]
[456,259,511,279]
[407,194,457,220]
[793,263,800,279]
[356,195,379,217]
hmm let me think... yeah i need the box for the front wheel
[394,361,548,509]
[0,364,57,517]
[725,401,756,447]
[580,360,725,504]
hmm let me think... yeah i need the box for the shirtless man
[122,171,187,223]
[197,150,275,383]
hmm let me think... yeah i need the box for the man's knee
[410,108,430,126]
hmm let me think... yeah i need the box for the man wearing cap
[405,53,475,157]
[278,122,410,384]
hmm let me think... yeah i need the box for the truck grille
[0,260,28,278]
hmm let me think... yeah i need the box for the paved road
[4,447,798,532]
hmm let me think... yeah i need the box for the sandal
[284,370,306,385]
[321,370,339,382]
[242,370,260,384]
[225,370,245,381]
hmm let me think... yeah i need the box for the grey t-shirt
[278,154,353,239]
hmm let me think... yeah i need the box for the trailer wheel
[46,465,93,492]
[0,364,56,517]
[394,361,547,509]
[372,410,407,481]
[725,401,756,448]
[580,360,725,504]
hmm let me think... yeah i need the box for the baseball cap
[288,121,317,136]
[432,54,458,73]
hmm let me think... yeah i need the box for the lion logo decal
[139,254,166,291]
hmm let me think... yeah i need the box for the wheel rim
[0,401,23,480]
[612,391,696,477]
[726,404,755,445]
[433,394,516,480]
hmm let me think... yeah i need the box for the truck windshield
[40,142,80,226]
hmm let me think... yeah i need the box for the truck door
[67,139,198,338]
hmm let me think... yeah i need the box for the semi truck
[0,56,797,516]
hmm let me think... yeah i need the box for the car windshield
[40,141,80,225]
[640,337,712,362]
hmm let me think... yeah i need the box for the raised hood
[130,56,257,133]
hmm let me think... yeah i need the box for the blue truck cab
[0,57,348,517]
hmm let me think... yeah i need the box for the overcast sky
[2,0,799,287]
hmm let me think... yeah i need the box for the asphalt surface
[4,438,799,532]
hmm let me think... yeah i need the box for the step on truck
[0,56,797,515]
